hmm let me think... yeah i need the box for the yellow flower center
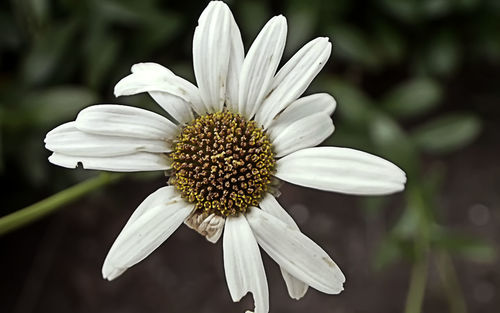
[170,111,275,216]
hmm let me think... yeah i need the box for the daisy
[44,1,406,312]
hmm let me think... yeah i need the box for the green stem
[0,173,123,236]
[404,184,432,313]
[404,252,429,313]
[436,252,467,313]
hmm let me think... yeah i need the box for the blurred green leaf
[284,6,317,56]
[21,21,79,85]
[331,25,381,68]
[19,135,49,186]
[393,205,420,238]
[424,31,461,76]
[372,21,406,63]
[0,12,22,50]
[31,87,98,126]
[6,87,98,129]
[381,78,442,118]
[238,1,271,39]
[374,237,403,270]
[379,0,420,23]
[432,229,496,262]
[369,113,419,174]
[374,234,417,269]
[324,125,372,150]
[457,0,481,10]
[84,27,121,88]
[361,196,389,219]
[94,0,144,23]
[421,162,447,200]
[422,0,452,17]
[138,13,183,53]
[412,113,482,154]
[322,77,374,127]
[27,0,50,26]
[474,17,500,62]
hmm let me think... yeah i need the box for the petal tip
[274,14,287,24]
[113,80,125,97]
[102,266,125,281]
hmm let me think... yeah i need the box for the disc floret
[170,111,275,216]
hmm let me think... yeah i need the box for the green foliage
[332,25,382,69]
[323,78,374,127]
[412,113,482,154]
[432,228,496,262]
[381,78,442,119]
[369,113,419,174]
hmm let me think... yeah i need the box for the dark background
[1,0,499,312]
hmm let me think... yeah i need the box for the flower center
[170,111,275,216]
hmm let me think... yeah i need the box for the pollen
[170,111,275,216]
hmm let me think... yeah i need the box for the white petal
[114,62,202,120]
[238,16,287,119]
[184,212,225,244]
[45,122,171,157]
[102,186,180,279]
[267,93,336,139]
[225,8,245,112]
[272,113,334,158]
[149,92,194,124]
[48,152,170,172]
[259,194,298,227]
[275,147,407,195]
[192,2,232,113]
[75,105,178,141]
[123,186,181,228]
[246,208,345,294]
[255,37,332,129]
[259,194,308,299]
[102,192,194,280]
[223,215,269,313]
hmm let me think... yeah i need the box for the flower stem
[0,173,123,236]
[436,252,467,313]
[404,252,429,313]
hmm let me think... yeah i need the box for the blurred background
[1,0,499,312]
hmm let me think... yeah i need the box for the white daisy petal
[102,186,180,280]
[102,192,194,280]
[275,147,407,195]
[259,194,309,299]
[123,186,181,228]
[247,208,345,294]
[267,93,336,138]
[114,62,201,120]
[238,16,287,119]
[223,215,269,313]
[45,122,171,157]
[259,194,297,226]
[193,1,232,112]
[75,105,178,141]
[255,37,332,129]
[149,92,194,124]
[225,8,245,112]
[272,113,334,158]
[48,151,170,172]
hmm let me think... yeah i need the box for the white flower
[44,1,406,312]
